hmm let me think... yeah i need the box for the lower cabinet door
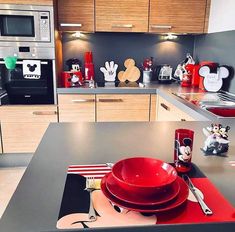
[1,122,50,153]
[97,94,150,122]
[58,94,95,122]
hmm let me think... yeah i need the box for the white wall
[208,0,235,33]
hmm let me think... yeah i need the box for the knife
[182,174,213,215]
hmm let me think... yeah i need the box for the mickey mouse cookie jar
[174,129,194,173]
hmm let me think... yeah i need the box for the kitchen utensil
[174,129,194,173]
[182,175,213,215]
[85,177,97,221]
[124,66,140,82]
[4,56,17,70]
[117,71,126,82]
[105,172,180,205]
[101,175,189,213]
[112,157,177,195]
[124,58,135,69]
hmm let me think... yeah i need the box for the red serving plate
[112,157,177,195]
[106,172,180,206]
[101,174,189,213]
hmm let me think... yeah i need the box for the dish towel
[23,60,41,79]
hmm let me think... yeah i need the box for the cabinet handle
[60,23,82,27]
[32,111,57,115]
[71,99,95,103]
[181,119,186,121]
[98,99,123,103]
[151,25,172,29]
[112,24,133,28]
[160,103,170,111]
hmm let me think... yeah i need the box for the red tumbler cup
[174,129,194,173]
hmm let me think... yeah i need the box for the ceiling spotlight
[165,33,178,40]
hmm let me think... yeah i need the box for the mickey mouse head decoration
[27,64,37,72]
[199,65,229,92]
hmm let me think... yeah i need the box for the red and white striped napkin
[68,164,112,179]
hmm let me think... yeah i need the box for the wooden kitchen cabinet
[58,94,95,122]
[57,0,95,31]
[96,94,150,122]
[0,0,53,5]
[0,105,58,153]
[150,94,157,121]
[157,96,195,121]
[149,0,209,33]
[95,0,149,32]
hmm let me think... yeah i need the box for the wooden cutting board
[125,66,140,82]
[117,70,126,82]
[124,58,135,69]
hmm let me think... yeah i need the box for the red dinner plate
[106,172,180,206]
[101,174,189,213]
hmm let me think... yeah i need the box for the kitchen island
[0,121,235,232]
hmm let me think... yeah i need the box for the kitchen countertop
[57,82,218,121]
[0,121,235,232]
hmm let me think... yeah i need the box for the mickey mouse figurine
[174,136,193,173]
[202,123,230,156]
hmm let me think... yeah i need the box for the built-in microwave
[0,4,54,46]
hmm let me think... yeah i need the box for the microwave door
[0,10,40,42]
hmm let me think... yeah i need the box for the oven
[0,58,55,104]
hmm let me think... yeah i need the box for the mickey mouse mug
[174,129,194,173]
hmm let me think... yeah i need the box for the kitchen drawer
[97,94,150,122]
[0,105,58,123]
[58,94,95,122]
[1,122,50,153]
[157,96,195,121]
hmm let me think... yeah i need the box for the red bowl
[112,157,177,196]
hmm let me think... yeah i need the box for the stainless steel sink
[173,91,235,118]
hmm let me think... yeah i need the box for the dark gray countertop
[57,82,214,121]
[0,122,235,232]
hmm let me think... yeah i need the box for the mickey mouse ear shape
[219,66,229,79]
[199,66,210,78]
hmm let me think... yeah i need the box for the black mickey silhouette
[27,64,37,72]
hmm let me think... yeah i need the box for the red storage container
[61,71,83,88]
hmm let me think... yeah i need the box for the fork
[85,176,97,221]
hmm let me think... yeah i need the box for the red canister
[84,51,94,81]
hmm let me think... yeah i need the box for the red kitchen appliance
[61,71,83,88]
[84,51,94,81]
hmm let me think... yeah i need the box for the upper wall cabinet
[149,0,209,34]
[57,0,95,32]
[96,0,149,32]
[0,0,53,5]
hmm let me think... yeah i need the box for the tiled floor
[0,167,26,218]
